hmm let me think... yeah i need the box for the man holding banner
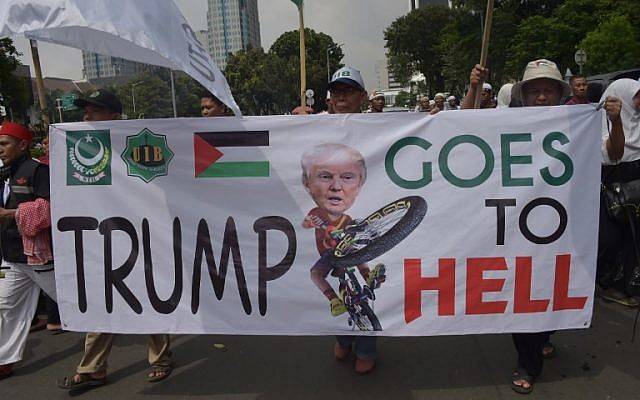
[322,66,381,374]
[463,59,624,394]
[57,92,173,390]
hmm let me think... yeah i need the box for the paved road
[2,298,640,399]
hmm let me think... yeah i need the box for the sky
[13,0,407,92]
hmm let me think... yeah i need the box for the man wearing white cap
[496,83,514,108]
[508,60,575,394]
[461,75,495,109]
[324,66,380,374]
[415,95,430,112]
[325,91,334,114]
[328,66,368,114]
[445,95,459,110]
[481,83,496,108]
[434,93,446,112]
[368,90,385,113]
[463,59,623,394]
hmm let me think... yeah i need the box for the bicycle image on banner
[300,143,427,331]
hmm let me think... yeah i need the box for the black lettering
[189,55,216,81]
[254,217,297,316]
[57,217,99,313]
[182,23,207,53]
[191,218,251,314]
[99,218,142,314]
[485,199,517,245]
[519,197,568,244]
[143,218,183,314]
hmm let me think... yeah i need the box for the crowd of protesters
[0,50,639,396]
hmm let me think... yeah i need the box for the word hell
[404,255,587,323]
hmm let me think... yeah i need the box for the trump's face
[304,159,364,218]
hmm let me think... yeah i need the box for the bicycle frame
[338,266,377,330]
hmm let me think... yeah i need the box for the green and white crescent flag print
[49,106,602,336]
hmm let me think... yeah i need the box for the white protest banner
[0,0,241,115]
[50,106,601,336]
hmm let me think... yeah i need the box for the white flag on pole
[0,0,241,116]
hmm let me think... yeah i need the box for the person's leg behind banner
[76,332,115,375]
[0,263,41,379]
[45,294,62,332]
[511,332,548,394]
[335,335,377,374]
[58,333,112,390]
[146,334,172,382]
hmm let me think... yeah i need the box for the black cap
[74,90,123,114]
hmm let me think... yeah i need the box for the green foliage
[394,90,414,108]
[115,72,172,119]
[504,16,574,78]
[0,38,31,123]
[114,70,203,119]
[386,0,640,94]
[385,6,453,93]
[580,15,640,74]
[270,28,344,112]
[225,47,297,115]
[225,28,344,115]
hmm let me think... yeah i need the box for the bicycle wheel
[330,196,427,268]
[356,302,382,331]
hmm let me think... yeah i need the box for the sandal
[57,373,107,390]
[147,366,172,383]
[511,369,534,394]
[542,342,556,359]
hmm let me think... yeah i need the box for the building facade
[207,0,261,70]
[82,52,146,82]
[410,0,450,10]
[195,30,211,53]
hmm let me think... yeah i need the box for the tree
[225,47,297,115]
[386,0,640,97]
[173,72,205,117]
[270,28,344,112]
[385,6,454,94]
[115,72,173,119]
[504,16,575,78]
[224,29,344,115]
[394,91,414,108]
[580,15,640,74]
[0,38,32,123]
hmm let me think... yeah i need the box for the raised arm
[461,64,489,110]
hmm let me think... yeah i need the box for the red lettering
[513,257,550,313]
[404,258,455,323]
[466,257,507,315]
[553,254,587,311]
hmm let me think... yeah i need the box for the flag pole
[170,69,178,118]
[473,0,494,109]
[298,3,307,114]
[30,39,50,127]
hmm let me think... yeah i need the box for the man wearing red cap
[0,121,55,381]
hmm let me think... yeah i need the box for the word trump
[57,215,296,317]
